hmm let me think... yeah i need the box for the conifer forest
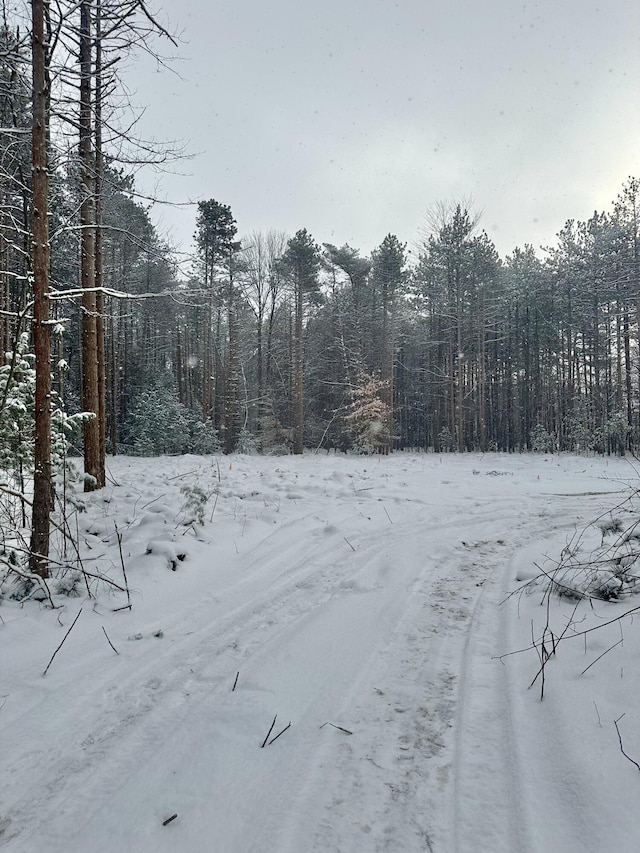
[2,1,640,576]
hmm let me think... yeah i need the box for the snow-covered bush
[236,428,257,454]
[438,426,454,453]
[530,423,555,453]
[122,382,220,455]
[0,333,36,480]
[0,333,87,494]
[561,405,629,455]
[256,397,293,454]
[179,483,209,525]
[54,570,84,597]
[345,373,392,454]
[563,401,595,452]
[122,385,189,455]
[531,510,640,601]
[190,417,222,455]
[604,411,630,454]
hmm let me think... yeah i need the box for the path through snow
[2,453,640,852]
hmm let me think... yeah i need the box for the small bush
[530,423,555,453]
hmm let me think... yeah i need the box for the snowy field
[2,452,640,853]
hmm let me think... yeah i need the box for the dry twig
[614,714,640,773]
[261,715,277,748]
[114,522,131,610]
[101,626,119,655]
[43,608,83,676]
[268,722,291,745]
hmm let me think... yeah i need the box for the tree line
[2,1,640,578]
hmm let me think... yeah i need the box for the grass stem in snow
[268,722,291,745]
[101,626,119,655]
[43,608,83,676]
[614,715,640,773]
[261,715,277,748]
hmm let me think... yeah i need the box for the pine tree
[370,234,406,453]
[194,198,239,446]
[279,229,320,454]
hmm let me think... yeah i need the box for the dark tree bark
[29,0,52,577]
[293,270,303,454]
[80,0,101,490]
[94,0,106,486]
[372,234,406,453]
[280,229,320,455]
[224,253,242,452]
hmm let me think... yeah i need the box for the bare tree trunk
[456,268,464,452]
[80,0,100,490]
[201,248,212,421]
[477,289,487,451]
[380,285,393,454]
[94,0,106,485]
[224,263,241,453]
[266,288,277,386]
[109,304,118,453]
[176,325,184,404]
[293,280,303,454]
[29,0,52,577]
[213,302,225,432]
[202,302,212,420]
[616,280,623,413]
[0,227,7,358]
[623,309,633,427]
[256,311,263,402]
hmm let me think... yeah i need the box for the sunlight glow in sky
[132,0,640,260]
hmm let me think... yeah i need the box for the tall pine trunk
[380,284,393,454]
[94,0,106,485]
[293,279,303,454]
[80,0,100,491]
[29,0,52,577]
[224,263,241,452]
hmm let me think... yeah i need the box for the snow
[2,452,640,852]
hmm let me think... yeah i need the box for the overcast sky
[131,0,640,260]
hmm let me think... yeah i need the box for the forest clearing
[2,451,640,853]
[3,3,640,849]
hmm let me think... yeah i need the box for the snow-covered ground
[2,452,640,853]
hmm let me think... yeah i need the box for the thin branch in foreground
[43,608,83,676]
[1,561,54,609]
[114,523,132,610]
[320,722,353,735]
[593,701,602,727]
[101,626,119,655]
[232,671,239,692]
[268,722,291,745]
[614,715,640,773]
[261,715,277,748]
[580,638,623,676]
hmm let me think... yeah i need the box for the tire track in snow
[493,492,633,853]
[451,490,623,853]
[2,493,529,852]
[272,516,534,853]
[451,536,533,853]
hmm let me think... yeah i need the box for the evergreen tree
[370,234,406,453]
[194,198,240,445]
[279,229,320,454]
